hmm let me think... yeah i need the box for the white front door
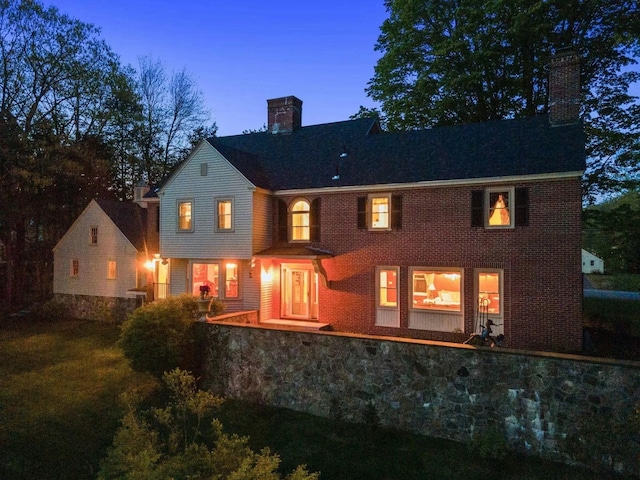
[282,264,316,320]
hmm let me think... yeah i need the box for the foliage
[98,369,320,480]
[564,406,640,475]
[368,0,640,199]
[29,298,71,322]
[468,427,508,460]
[118,295,203,377]
[583,192,640,273]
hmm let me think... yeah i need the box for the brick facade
[273,176,583,353]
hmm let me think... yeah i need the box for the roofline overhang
[272,170,584,196]
[252,253,333,260]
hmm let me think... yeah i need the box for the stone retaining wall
[54,293,141,323]
[200,322,640,476]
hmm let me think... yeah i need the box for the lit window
[225,262,238,298]
[477,270,502,316]
[70,259,79,277]
[192,263,219,297]
[488,190,512,226]
[291,200,310,241]
[178,201,193,231]
[378,267,398,308]
[412,269,462,312]
[217,199,233,231]
[371,195,390,229]
[107,260,117,280]
[90,226,98,245]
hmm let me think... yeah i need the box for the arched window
[291,199,310,241]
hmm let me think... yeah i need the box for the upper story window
[411,268,462,313]
[471,187,528,229]
[216,198,233,231]
[278,198,320,243]
[90,226,98,245]
[291,199,310,241]
[358,194,402,231]
[177,200,193,231]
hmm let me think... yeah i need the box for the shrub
[98,369,320,480]
[30,298,70,322]
[118,295,203,378]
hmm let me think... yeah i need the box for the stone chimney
[549,49,580,125]
[267,96,302,134]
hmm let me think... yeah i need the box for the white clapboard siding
[160,141,256,260]
[53,201,140,298]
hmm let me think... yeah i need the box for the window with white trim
[191,261,240,299]
[90,226,98,245]
[376,266,400,327]
[476,269,503,317]
[177,200,193,231]
[411,268,462,312]
[70,259,79,277]
[291,199,310,241]
[107,260,117,280]
[358,194,402,231]
[216,198,233,231]
[471,187,528,228]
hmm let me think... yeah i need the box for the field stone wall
[200,322,640,476]
[54,293,141,323]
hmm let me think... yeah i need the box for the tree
[136,57,210,186]
[0,0,126,306]
[367,0,640,200]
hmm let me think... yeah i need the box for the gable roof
[208,114,584,191]
[95,199,147,252]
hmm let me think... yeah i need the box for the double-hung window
[375,266,400,327]
[472,187,528,228]
[107,260,117,280]
[90,226,98,245]
[177,200,193,231]
[476,269,503,318]
[216,198,233,231]
[291,199,310,241]
[358,194,402,231]
[70,259,79,277]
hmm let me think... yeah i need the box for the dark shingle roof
[208,114,584,191]
[96,199,147,252]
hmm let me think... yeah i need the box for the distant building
[582,249,604,274]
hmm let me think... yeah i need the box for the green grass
[0,319,158,480]
[0,319,629,480]
[586,273,640,292]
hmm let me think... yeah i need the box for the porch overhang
[253,245,334,288]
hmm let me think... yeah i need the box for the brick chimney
[267,96,302,134]
[549,49,580,125]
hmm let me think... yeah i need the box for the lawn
[0,319,627,479]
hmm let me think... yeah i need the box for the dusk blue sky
[44,1,388,136]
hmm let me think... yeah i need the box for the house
[582,249,604,274]
[53,191,159,321]
[154,52,585,353]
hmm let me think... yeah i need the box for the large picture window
[178,200,193,231]
[411,268,462,312]
[191,261,240,299]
